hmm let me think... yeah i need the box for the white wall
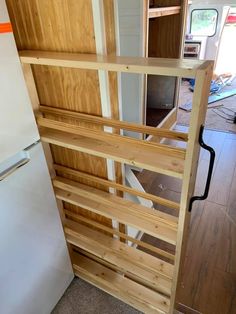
[117,0,144,137]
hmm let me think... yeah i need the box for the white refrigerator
[0,2,74,313]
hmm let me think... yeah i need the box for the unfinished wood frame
[19,47,213,313]
[7,1,213,312]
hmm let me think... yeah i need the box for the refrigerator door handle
[0,157,30,181]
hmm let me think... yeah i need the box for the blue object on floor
[208,88,236,104]
[189,79,195,87]
[189,80,221,93]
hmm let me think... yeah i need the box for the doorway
[178,5,236,133]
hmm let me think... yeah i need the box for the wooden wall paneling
[148,15,181,58]
[6,0,112,228]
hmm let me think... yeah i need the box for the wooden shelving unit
[148,6,181,19]
[7,1,213,312]
[19,49,213,314]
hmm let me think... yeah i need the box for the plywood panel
[6,0,96,52]
[146,0,187,117]
[147,3,182,114]
[6,0,112,227]
[148,14,181,59]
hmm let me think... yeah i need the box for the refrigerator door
[0,142,73,314]
[0,1,39,163]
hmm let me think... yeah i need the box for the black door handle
[189,125,215,212]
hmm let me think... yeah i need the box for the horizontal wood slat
[53,177,178,245]
[40,128,185,178]
[65,219,173,295]
[37,117,186,158]
[54,164,180,210]
[39,105,188,142]
[149,6,181,19]
[64,209,175,261]
[19,50,210,78]
[72,252,170,313]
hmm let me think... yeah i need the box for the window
[190,9,218,36]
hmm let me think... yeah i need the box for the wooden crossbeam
[37,117,186,159]
[64,209,175,261]
[19,50,211,78]
[39,105,188,142]
[54,164,180,210]
[40,128,185,178]
[149,6,181,19]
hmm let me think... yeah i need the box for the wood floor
[177,80,236,134]
[136,127,236,314]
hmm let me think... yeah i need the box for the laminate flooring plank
[177,202,226,312]
[207,138,236,206]
[190,156,218,229]
[139,233,175,264]
[216,213,236,276]
[136,171,182,194]
[155,189,180,217]
[200,269,236,314]
[216,166,236,275]
[227,165,236,224]
[199,130,226,162]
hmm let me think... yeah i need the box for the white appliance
[0,2,74,313]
